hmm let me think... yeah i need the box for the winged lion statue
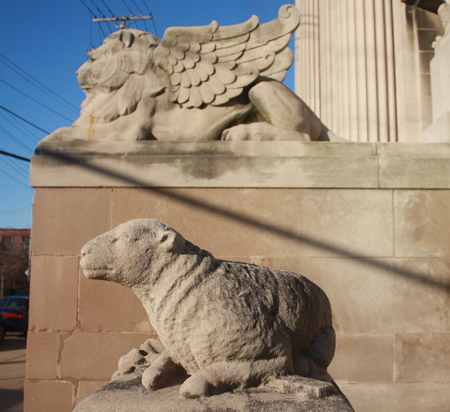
[42,5,343,143]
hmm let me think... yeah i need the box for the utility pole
[93,15,154,30]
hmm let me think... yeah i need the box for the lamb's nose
[80,244,90,257]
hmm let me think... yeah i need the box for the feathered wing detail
[154,4,300,108]
[76,29,164,124]
[75,6,299,122]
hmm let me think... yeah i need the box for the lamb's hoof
[142,366,166,390]
[140,338,165,354]
[118,348,146,369]
[179,374,209,399]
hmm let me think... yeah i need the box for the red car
[0,296,29,334]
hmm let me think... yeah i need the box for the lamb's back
[152,257,331,373]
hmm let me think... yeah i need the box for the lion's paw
[179,374,210,399]
[221,125,252,141]
[222,123,279,141]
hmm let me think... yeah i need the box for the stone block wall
[26,142,450,411]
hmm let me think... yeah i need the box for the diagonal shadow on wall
[34,148,450,295]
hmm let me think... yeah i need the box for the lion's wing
[154,5,300,108]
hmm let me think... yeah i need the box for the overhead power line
[121,0,134,15]
[0,125,34,155]
[2,154,29,175]
[80,0,96,16]
[0,161,32,190]
[0,150,30,163]
[80,0,107,38]
[130,0,148,31]
[0,105,50,134]
[0,78,73,122]
[89,0,112,33]
[0,183,29,188]
[0,112,40,145]
[0,205,32,214]
[151,17,158,37]
[0,53,79,113]
[131,0,143,14]
[140,0,152,15]
[89,0,106,17]
[0,58,79,115]
[1,156,29,180]
[140,1,158,37]
[100,0,115,16]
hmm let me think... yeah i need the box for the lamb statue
[80,219,336,399]
[42,5,344,143]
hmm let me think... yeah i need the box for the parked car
[0,296,29,334]
[0,312,6,344]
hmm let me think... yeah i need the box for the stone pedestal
[26,141,450,412]
[74,374,354,412]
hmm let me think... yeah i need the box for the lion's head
[75,29,165,125]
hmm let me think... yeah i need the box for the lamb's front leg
[180,357,290,398]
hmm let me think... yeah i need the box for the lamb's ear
[160,231,185,253]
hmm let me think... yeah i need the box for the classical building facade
[295,0,444,142]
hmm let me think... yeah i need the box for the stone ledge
[30,141,450,188]
[34,141,376,157]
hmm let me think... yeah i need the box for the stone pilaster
[423,1,450,142]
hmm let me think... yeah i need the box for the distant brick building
[0,229,31,252]
[0,229,30,297]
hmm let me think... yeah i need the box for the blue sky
[0,0,296,228]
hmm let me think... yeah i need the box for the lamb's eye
[151,232,156,238]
